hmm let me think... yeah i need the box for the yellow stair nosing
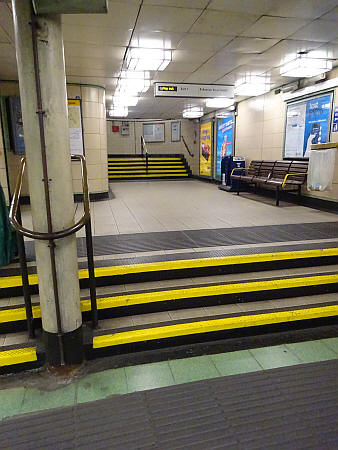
[0,347,37,367]
[2,273,337,324]
[93,304,338,348]
[1,248,338,289]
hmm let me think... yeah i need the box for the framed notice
[284,93,333,158]
[171,121,181,142]
[143,122,165,142]
[199,120,212,178]
[215,115,234,181]
[68,99,84,155]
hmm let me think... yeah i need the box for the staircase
[1,233,338,373]
[108,154,191,180]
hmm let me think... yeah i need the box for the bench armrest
[282,172,308,188]
[230,167,245,176]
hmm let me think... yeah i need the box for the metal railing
[182,135,194,158]
[9,154,98,338]
[141,135,149,174]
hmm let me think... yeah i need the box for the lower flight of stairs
[108,154,191,180]
[1,244,338,373]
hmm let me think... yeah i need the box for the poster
[284,93,332,158]
[332,106,338,132]
[143,122,165,142]
[68,99,84,155]
[216,115,234,180]
[200,121,212,177]
[171,121,181,142]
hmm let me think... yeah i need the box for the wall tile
[81,86,99,102]
[83,117,100,134]
[84,133,100,149]
[82,101,99,118]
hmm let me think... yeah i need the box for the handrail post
[146,151,148,174]
[85,216,97,329]
[16,205,34,338]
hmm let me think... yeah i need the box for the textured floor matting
[1,359,338,449]
[24,221,338,260]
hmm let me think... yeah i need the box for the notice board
[143,122,165,142]
[68,99,84,155]
[284,93,333,158]
[215,115,234,180]
[200,120,212,177]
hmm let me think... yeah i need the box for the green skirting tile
[169,355,220,384]
[211,350,263,376]
[0,387,25,420]
[250,345,301,370]
[320,337,338,355]
[20,383,76,415]
[286,341,338,363]
[126,361,175,393]
[77,368,127,404]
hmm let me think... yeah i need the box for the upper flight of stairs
[108,154,191,180]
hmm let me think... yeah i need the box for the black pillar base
[43,326,83,366]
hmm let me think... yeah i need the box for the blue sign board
[332,106,338,133]
[303,94,332,156]
[216,115,234,180]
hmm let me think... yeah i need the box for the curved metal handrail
[141,135,148,156]
[9,154,90,240]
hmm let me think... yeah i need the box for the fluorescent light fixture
[112,96,139,107]
[182,106,203,119]
[205,98,234,108]
[108,106,128,117]
[116,71,150,95]
[280,54,332,78]
[126,47,172,71]
[234,74,270,96]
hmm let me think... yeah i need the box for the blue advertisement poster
[285,93,332,158]
[303,94,332,156]
[216,115,234,180]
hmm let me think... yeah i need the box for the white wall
[107,119,199,174]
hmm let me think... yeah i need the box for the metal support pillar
[12,0,83,366]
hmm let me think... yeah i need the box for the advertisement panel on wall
[284,93,333,158]
[215,115,234,180]
[200,120,212,177]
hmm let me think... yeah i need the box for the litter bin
[219,156,245,192]
[0,184,17,266]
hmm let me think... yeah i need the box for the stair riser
[86,315,338,360]
[1,282,337,334]
[1,254,337,299]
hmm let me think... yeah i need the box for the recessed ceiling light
[182,106,203,119]
[205,98,234,108]
[234,74,270,96]
[126,48,172,71]
[108,106,128,117]
[280,53,332,78]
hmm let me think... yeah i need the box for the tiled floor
[1,337,338,421]
[20,180,337,238]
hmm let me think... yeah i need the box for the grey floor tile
[131,311,172,326]
[169,307,208,321]
[4,332,29,346]
[203,304,242,316]
[236,300,274,312]
[99,316,134,330]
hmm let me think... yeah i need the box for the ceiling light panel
[234,74,271,96]
[126,47,172,71]
[182,106,204,118]
[108,106,128,117]
[280,54,332,78]
[205,98,234,108]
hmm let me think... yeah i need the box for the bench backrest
[270,160,293,179]
[258,160,275,177]
[288,160,308,182]
[247,160,262,175]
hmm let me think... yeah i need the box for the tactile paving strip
[1,359,338,449]
[24,221,338,260]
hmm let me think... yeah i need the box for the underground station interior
[0,0,338,448]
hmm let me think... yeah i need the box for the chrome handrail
[9,154,90,240]
[9,153,98,330]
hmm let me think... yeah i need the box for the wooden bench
[231,159,308,206]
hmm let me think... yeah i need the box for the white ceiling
[0,0,338,118]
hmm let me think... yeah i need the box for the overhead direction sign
[154,82,233,99]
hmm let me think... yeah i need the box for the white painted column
[12,0,82,365]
